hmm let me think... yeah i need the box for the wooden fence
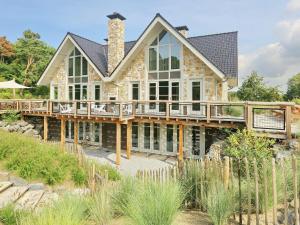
[137,156,300,225]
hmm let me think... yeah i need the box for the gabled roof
[38,13,238,85]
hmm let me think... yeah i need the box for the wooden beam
[126,121,132,159]
[60,118,65,150]
[43,116,48,142]
[178,124,184,162]
[116,122,121,166]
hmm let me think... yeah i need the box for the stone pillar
[107,12,126,74]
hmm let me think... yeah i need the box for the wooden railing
[0,99,295,136]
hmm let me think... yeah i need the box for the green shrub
[292,98,300,105]
[72,167,87,186]
[0,130,87,185]
[0,204,28,225]
[223,129,274,176]
[20,194,88,225]
[88,188,113,225]
[93,162,121,181]
[126,180,184,225]
[1,111,20,123]
[206,182,234,225]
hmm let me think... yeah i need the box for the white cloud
[239,19,300,90]
[287,0,300,12]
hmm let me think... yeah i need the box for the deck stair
[0,181,59,210]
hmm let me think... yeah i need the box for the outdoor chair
[59,104,72,114]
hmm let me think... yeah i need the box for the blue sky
[1,0,300,89]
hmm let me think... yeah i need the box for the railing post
[206,103,211,123]
[74,102,77,117]
[119,103,123,120]
[29,101,32,112]
[166,102,170,120]
[87,102,91,119]
[132,101,136,117]
[49,101,53,116]
[246,102,253,130]
[286,105,292,140]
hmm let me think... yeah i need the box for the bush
[0,204,28,225]
[223,129,274,176]
[93,163,121,181]
[1,111,20,123]
[126,180,184,225]
[206,183,234,225]
[0,130,87,185]
[88,188,113,225]
[72,167,87,186]
[20,194,88,225]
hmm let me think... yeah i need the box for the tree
[237,71,283,102]
[0,36,14,62]
[286,73,300,100]
[13,30,55,86]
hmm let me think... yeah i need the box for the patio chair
[59,104,72,114]
[123,104,132,115]
[92,104,107,114]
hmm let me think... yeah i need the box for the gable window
[148,30,181,80]
[68,47,88,84]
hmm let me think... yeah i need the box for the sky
[1,0,300,90]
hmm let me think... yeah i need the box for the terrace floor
[83,147,177,176]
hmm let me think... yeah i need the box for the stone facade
[107,18,125,74]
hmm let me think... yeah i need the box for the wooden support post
[292,156,299,225]
[254,159,260,225]
[223,156,230,189]
[272,158,277,225]
[60,118,65,150]
[116,122,121,166]
[74,120,79,149]
[43,116,48,142]
[244,158,251,225]
[286,105,292,140]
[126,121,132,159]
[178,124,184,162]
[262,159,268,225]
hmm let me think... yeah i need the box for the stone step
[37,191,59,208]
[15,190,44,210]
[0,186,29,208]
[0,182,13,193]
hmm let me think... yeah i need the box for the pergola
[0,79,30,97]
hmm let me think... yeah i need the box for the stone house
[37,12,238,158]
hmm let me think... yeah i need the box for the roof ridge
[187,31,238,39]
[68,32,104,46]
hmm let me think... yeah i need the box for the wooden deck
[0,99,296,165]
[0,99,295,138]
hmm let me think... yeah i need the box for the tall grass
[126,180,184,225]
[0,130,87,185]
[111,176,137,216]
[88,188,113,225]
[206,182,234,225]
[20,194,88,225]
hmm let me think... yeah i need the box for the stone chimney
[107,12,126,74]
[175,26,189,38]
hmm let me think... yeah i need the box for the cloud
[239,19,300,90]
[287,0,300,12]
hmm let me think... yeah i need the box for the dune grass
[0,130,87,185]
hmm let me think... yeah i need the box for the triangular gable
[38,34,105,85]
[108,13,226,81]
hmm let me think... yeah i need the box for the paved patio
[82,147,177,176]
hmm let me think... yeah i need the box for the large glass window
[144,123,150,149]
[132,83,139,100]
[167,125,173,152]
[148,30,181,79]
[153,124,160,150]
[132,122,139,148]
[68,47,88,83]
